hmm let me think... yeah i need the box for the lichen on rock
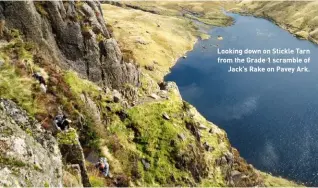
[58,128,91,187]
[0,99,63,187]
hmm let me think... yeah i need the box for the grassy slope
[0,2,300,187]
[101,2,234,82]
[235,1,318,43]
[118,1,235,25]
[102,4,197,82]
[101,2,300,187]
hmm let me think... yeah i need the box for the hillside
[233,1,318,44]
[0,1,299,187]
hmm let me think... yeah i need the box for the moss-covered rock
[58,128,91,187]
[0,99,63,187]
[63,164,83,187]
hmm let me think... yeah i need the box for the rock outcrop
[0,99,63,187]
[1,1,139,89]
[0,1,301,187]
[57,128,91,187]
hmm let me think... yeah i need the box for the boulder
[185,121,201,142]
[203,142,214,152]
[158,82,181,99]
[63,164,83,187]
[80,94,101,123]
[231,170,242,177]
[225,152,234,164]
[135,37,149,45]
[141,159,150,170]
[145,65,154,71]
[158,90,168,99]
[162,112,170,120]
[230,170,244,184]
[198,123,208,130]
[177,133,186,141]
[112,89,121,103]
[149,93,160,100]
[220,156,227,165]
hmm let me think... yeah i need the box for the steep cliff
[1,1,139,89]
[0,1,300,187]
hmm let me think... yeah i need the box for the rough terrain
[0,99,63,187]
[0,1,301,187]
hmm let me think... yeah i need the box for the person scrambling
[0,16,5,39]
[95,157,110,177]
[54,114,71,131]
[33,72,47,93]
[0,6,5,39]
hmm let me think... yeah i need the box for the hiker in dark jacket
[0,8,5,39]
[95,157,110,177]
[33,72,46,85]
[33,72,47,93]
[54,114,71,131]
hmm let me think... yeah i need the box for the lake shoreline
[102,3,302,186]
[231,1,318,46]
[167,11,317,186]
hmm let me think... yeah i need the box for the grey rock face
[63,164,83,187]
[80,94,101,124]
[112,89,122,103]
[57,128,91,187]
[0,99,63,187]
[1,1,139,89]
[177,133,186,141]
[141,159,150,170]
[162,112,170,120]
[149,93,159,100]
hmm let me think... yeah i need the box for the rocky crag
[0,1,299,187]
[2,1,139,88]
[0,98,63,187]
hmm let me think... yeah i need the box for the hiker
[53,114,71,131]
[0,17,5,38]
[0,6,5,39]
[33,72,47,93]
[95,157,110,177]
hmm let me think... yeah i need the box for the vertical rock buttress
[1,1,139,89]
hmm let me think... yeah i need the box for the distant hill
[235,1,318,44]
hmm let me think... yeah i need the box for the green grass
[89,175,106,187]
[259,171,302,187]
[0,155,27,168]
[44,182,49,187]
[0,63,37,115]
[103,89,229,186]
[0,33,46,117]
[122,100,192,185]
[184,13,232,26]
[34,2,49,16]
[57,129,78,145]
[64,71,101,97]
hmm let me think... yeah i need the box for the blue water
[165,13,318,186]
